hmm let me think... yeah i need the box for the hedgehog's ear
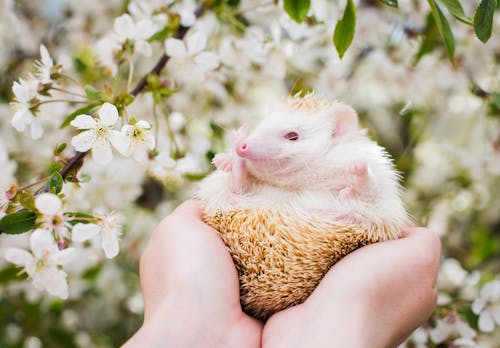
[331,103,358,137]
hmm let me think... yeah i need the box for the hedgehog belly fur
[204,208,400,320]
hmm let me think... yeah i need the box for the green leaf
[489,92,500,115]
[333,0,357,59]
[54,143,67,155]
[380,0,398,7]
[84,85,104,100]
[17,190,36,211]
[284,0,311,23]
[148,26,171,43]
[49,171,64,194]
[474,0,497,43]
[438,0,474,24]
[415,13,438,63]
[428,0,455,61]
[0,211,37,234]
[59,103,99,129]
[0,266,26,285]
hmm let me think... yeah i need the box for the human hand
[262,226,441,348]
[122,200,262,348]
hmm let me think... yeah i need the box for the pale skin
[123,200,441,348]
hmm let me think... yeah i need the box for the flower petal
[135,40,152,57]
[39,268,69,299]
[194,51,220,71]
[429,320,451,343]
[492,305,500,324]
[186,31,207,55]
[109,130,131,157]
[12,81,30,102]
[478,311,495,332]
[53,247,75,265]
[30,119,44,140]
[472,298,486,314]
[30,229,56,258]
[71,130,96,152]
[481,280,500,300]
[70,115,97,129]
[102,230,119,258]
[40,44,53,67]
[135,20,156,40]
[179,9,196,27]
[165,38,187,58]
[72,223,100,242]
[35,193,62,215]
[114,14,134,39]
[5,248,33,266]
[135,120,151,129]
[92,137,113,164]
[98,103,119,127]
[11,109,32,131]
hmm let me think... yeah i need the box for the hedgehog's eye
[284,131,299,141]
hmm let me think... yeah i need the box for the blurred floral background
[0,0,499,347]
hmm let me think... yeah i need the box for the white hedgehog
[196,93,408,319]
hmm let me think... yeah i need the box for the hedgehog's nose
[236,142,247,157]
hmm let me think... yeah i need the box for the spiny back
[286,93,333,113]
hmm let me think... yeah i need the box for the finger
[393,227,442,285]
[171,199,204,221]
[399,218,416,238]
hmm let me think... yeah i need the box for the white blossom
[165,30,219,73]
[472,280,500,332]
[430,312,476,344]
[35,44,57,84]
[10,78,43,139]
[148,154,180,184]
[4,229,75,299]
[94,36,122,76]
[171,0,197,27]
[70,102,121,165]
[113,14,156,56]
[112,120,155,162]
[72,211,122,259]
[127,0,168,27]
[35,193,70,242]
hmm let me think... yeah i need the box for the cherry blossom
[165,30,219,73]
[4,229,75,299]
[429,312,476,345]
[113,14,157,57]
[35,193,70,242]
[472,280,500,332]
[112,120,155,162]
[94,36,122,76]
[70,102,121,165]
[10,78,43,140]
[35,44,58,84]
[72,211,122,259]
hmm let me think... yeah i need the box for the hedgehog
[196,93,407,320]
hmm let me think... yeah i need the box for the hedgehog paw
[212,153,233,172]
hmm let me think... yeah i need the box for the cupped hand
[124,200,440,348]
[262,226,441,348]
[122,200,262,348]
